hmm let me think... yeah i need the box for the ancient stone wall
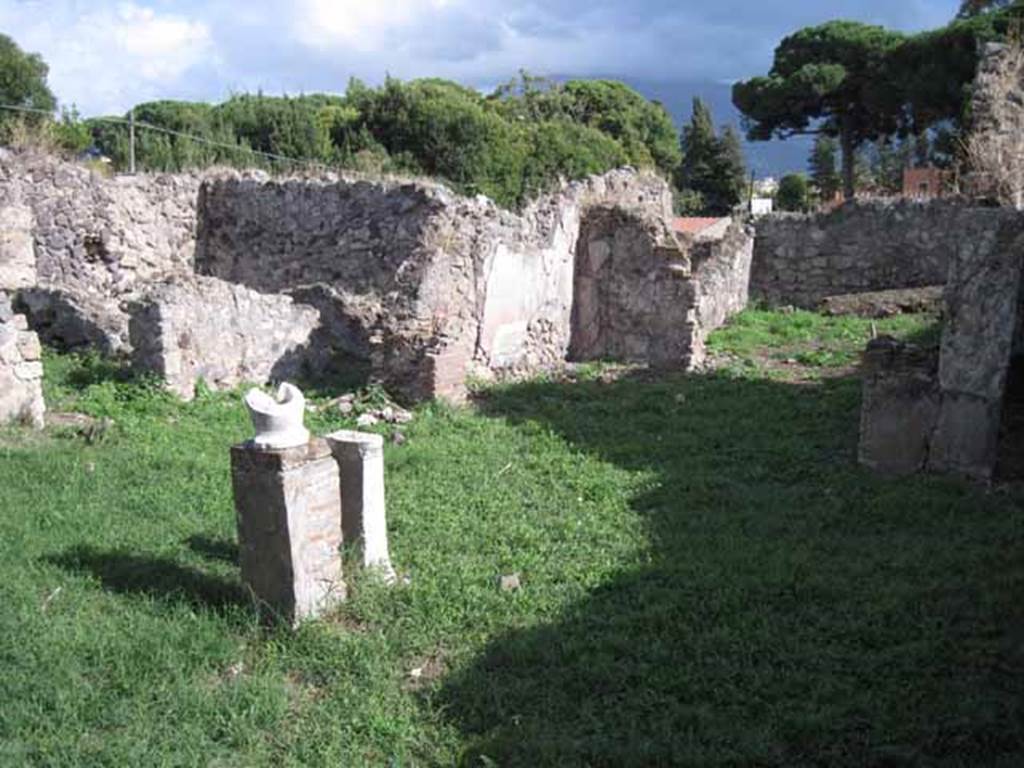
[858,211,1024,481]
[567,208,696,366]
[0,292,44,428]
[927,213,1024,479]
[195,167,699,394]
[469,170,692,373]
[0,152,207,352]
[966,42,1024,208]
[3,152,201,295]
[690,218,754,358]
[750,200,1011,309]
[1,151,752,402]
[128,276,323,400]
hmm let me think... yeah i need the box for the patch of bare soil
[704,346,860,384]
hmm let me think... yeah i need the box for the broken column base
[325,429,396,583]
[230,438,345,625]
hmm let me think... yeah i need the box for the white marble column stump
[325,430,396,583]
[230,438,346,624]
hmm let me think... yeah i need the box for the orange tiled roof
[672,217,723,235]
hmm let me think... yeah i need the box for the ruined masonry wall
[2,153,202,296]
[966,42,1024,208]
[0,293,44,428]
[195,168,697,389]
[691,219,754,357]
[857,211,1024,481]
[2,152,750,400]
[750,200,987,309]
[128,277,322,400]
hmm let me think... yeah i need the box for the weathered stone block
[230,438,345,625]
[0,204,36,291]
[858,340,940,475]
[325,430,395,582]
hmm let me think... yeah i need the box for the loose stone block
[230,438,345,625]
[325,430,396,582]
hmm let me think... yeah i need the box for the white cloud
[0,0,958,114]
[0,1,213,114]
[111,3,211,80]
[293,0,464,52]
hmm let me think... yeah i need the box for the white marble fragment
[325,429,397,584]
[244,382,310,450]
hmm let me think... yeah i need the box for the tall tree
[715,125,748,210]
[0,33,56,126]
[957,0,1016,18]
[733,21,906,200]
[808,135,841,203]
[675,98,747,215]
[776,173,809,212]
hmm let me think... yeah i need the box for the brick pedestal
[230,438,345,624]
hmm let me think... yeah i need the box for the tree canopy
[733,21,906,199]
[957,0,1018,18]
[674,98,747,215]
[808,135,841,203]
[0,33,56,125]
[84,76,679,209]
[776,173,809,212]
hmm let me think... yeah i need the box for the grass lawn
[1,309,1022,766]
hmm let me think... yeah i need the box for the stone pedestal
[230,438,345,624]
[325,430,396,582]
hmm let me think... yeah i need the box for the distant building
[902,167,951,200]
[750,197,773,216]
[672,217,731,240]
[752,177,778,197]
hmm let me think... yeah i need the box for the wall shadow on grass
[439,369,1024,766]
[185,534,239,565]
[46,545,248,614]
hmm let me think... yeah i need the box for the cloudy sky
[0,0,960,116]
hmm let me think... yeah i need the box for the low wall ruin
[128,277,324,400]
[858,212,1024,481]
[748,201,1002,309]
[690,219,754,357]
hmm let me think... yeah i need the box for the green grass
[707,308,942,379]
[1,311,1022,766]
